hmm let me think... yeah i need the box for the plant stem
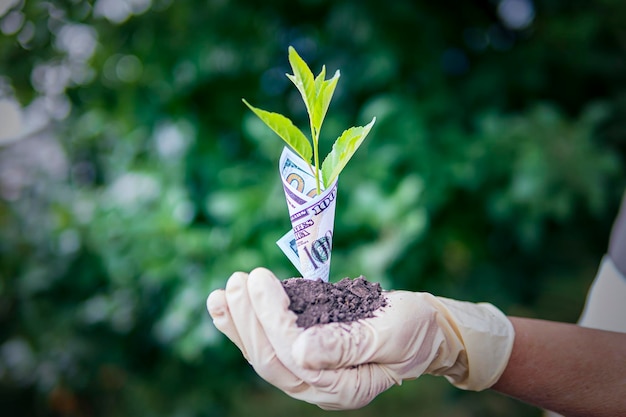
[311,122,321,194]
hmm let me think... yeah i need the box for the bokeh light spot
[498,0,535,30]
[0,98,22,143]
[0,10,24,35]
[115,55,142,83]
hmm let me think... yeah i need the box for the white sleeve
[578,255,626,332]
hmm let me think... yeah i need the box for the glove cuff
[430,296,515,391]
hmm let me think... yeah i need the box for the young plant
[243,46,376,194]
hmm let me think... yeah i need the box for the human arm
[207,268,626,414]
[492,317,626,417]
[206,267,514,409]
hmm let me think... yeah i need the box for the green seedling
[243,46,376,195]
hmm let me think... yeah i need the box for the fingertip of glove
[247,268,287,300]
[206,290,226,318]
[292,335,313,368]
[292,327,341,369]
[225,271,248,293]
[249,267,279,283]
[291,335,316,369]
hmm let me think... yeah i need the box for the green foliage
[245,46,375,193]
[0,1,625,416]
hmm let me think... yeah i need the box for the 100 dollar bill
[277,147,337,281]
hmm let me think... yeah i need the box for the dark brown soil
[281,276,387,329]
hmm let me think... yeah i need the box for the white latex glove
[207,268,515,410]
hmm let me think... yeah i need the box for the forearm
[491,317,626,417]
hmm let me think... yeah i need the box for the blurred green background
[1,0,625,416]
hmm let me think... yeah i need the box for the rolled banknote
[277,147,338,281]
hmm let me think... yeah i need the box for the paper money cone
[276,147,338,281]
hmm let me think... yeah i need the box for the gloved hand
[207,268,515,410]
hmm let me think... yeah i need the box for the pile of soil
[281,276,387,329]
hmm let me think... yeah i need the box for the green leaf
[287,47,340,137]
[286,46,316,128]
[314,65,326,95]
[321,117,376,187]
[242,99,313,163]
[314,69,340,134]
